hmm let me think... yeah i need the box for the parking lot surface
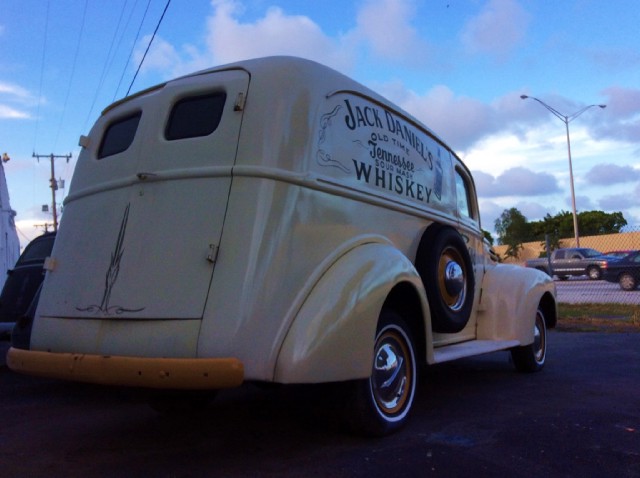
[554,277,640,304]
[1,331,639,477]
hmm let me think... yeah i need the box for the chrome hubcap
[439,247,467,312]
[621,274,635,290]
[533,311,545,363]
[372,330,410,414]
[444,260,464,297]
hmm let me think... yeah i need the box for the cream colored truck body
[9,57,556,393]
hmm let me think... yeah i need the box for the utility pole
[33,152,72,231]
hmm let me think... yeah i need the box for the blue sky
[1,0,639,246]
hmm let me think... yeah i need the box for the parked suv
[0,232,55,340]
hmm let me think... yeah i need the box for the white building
[0,157,21,290]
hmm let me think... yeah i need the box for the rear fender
[274,243,426,383]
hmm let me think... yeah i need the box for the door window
[455,169,473,220]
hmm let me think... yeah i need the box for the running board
[433,340,520,364]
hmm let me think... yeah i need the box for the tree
[494,208,531,259]
[578,211,627,235]
[482,229,495,246]
[528,210,627,240]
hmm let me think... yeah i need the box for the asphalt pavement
[554,276,640,304]
[1,330,639,477]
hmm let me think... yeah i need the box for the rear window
[18,236,55,264]
[165,92,226,140]
[98,112,141,159]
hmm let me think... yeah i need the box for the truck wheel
[416,226,475,333]
[587,266,601,280]
[346,309,417,436]
[511,307,547,373]
[619,273,637,291]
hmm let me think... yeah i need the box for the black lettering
[395,175,403,194]
[368,135,378,159]
[344,99,356,130]
[385,110,395,133]
[352,159,371,182]
[355,106,367,128]
[372,108,383,128]
[405,179,415,198]
[375,167,386,189]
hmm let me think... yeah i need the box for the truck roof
[104,56,469,176]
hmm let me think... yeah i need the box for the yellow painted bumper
[7,347,244,390]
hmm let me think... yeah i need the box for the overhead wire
[126,0,172,96]
[32,0,50,153]
[82,1,131,131]
[114,0,151,102]
[52,0,89,152]
[103,1,141,96]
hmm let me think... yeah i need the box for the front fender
[274,243,423,383]
[478,264,556,344]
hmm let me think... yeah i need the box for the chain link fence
[494,226,640,305]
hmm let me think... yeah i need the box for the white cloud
[396,85,496,149]
[0,82,31,99]
[513,200,550,221]
[353,0,429,65]
[203,0,353,72]
[460,0,530,61]
[137,35,184,77]
[137,0,437,81]
[599,187,640,210]
[0,81,37,119]
[0,104,29,119]
[473,167,560,198]
[585,163,640,185]
[596,86,640,143]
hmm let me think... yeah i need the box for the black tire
[619,272,637,291]
[346,309,418,436]
[587,266,601,280]
[415,226,475,333]
[511,307,547,373]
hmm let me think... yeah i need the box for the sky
[1,0,639,247]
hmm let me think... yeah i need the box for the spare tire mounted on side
[415,225,475,333]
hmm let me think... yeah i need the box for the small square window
[98,112,142,159]
[165,92,227,140]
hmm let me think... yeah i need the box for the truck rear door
[39,69,249,320]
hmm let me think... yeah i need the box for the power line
[83,1,131,131]
[53,0,89,151]
[32,0,51,152]
[126,0,172,96]
[114,0,152,102]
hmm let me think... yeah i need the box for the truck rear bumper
[7,347,244,390]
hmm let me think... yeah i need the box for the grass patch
[557,303,640,333]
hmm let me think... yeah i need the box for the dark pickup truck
[524,247,610,280]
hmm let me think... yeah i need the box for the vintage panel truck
[8,56,556,435]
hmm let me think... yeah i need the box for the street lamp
[520,95,606,247]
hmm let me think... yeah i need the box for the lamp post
[520,95,606,247]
